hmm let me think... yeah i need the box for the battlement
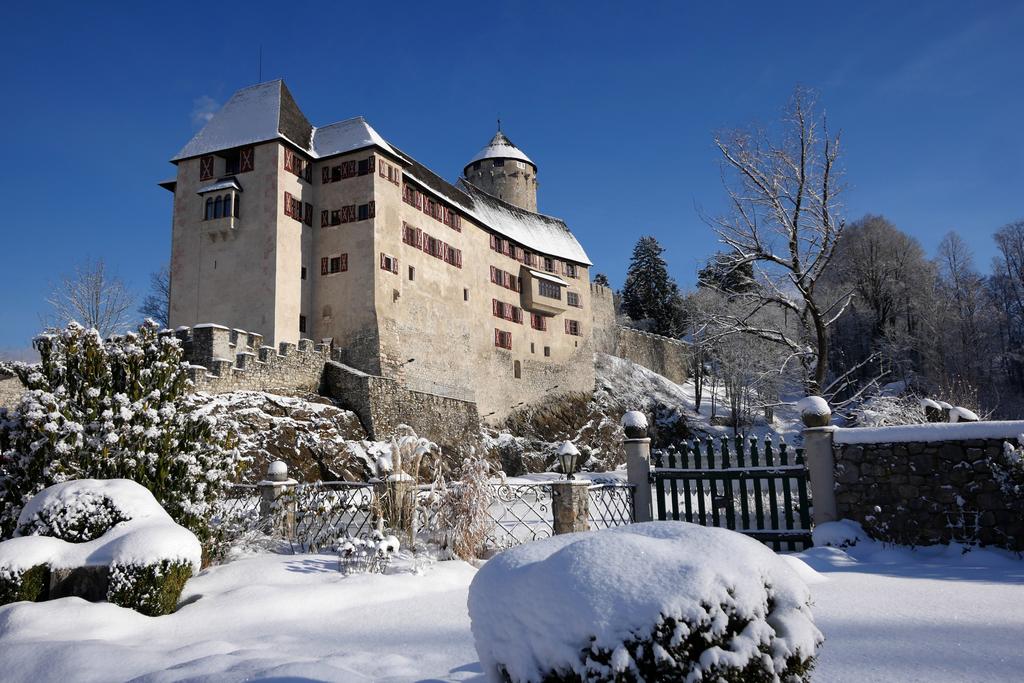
[616,325,691,348]
[162,324,330,394]
[589,282,613,298]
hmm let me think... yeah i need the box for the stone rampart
[830,422,1024,551]
[322,360,481,455]
[614,326,690,385]
[166,324,330,395]
[0,371,25,410]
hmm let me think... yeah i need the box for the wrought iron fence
[588,483,635,529]
[287,481,375,552]
[484,483,554,549]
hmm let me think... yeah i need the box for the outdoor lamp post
[557,441,581,481]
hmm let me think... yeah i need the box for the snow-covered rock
[191,391,373,482]
[468,522,821,682]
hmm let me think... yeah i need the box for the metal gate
[651,435,813,550]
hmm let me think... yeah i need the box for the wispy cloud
[190,95,219,127]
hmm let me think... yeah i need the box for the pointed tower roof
[467,129,534,166]
[172,80,312,161]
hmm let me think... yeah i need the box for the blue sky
[1,1,1022,354]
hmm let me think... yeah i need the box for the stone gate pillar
[551,481,590,534]
[623,410,653,523]
[798,397,838,526]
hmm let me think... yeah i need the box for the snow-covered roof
[526,268,568,286]
[312,116,403,160]
[196,177,242,194]
[173,80,312,161]
[172,81,591,265]
[467,130,534,166]
[459,182,592,265]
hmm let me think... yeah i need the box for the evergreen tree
[593,273,610,287]
[621,236,685,337]
[697,251,757,295]
[0,321,238,544]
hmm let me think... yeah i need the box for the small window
[516,161,525,169]
[514,360,521,379]
[494,328,512,350]
[544,346,551,357]
[567,292,581,308]
[380,253,398,274]
[530,342,535,354]
[204,197,213,220]
[213,195,223,219]
[493,159,504,167]
[408,265,415,281]
[358,203,370,221]
[328,255,348,274]
[299,315,307,334]
[301,267,307,280]
[544,257,554,272]
[538,280,562,300]
[464,288,469,301]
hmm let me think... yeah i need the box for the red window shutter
[368,156,376,173]
[379,161,386,178]
[321,257,329,275]
[304,203,313,226]
[368,201,376,218]
[341,254,348,271]
[321,210,328,228]
[490,234,497,250]
[284,191,292,217]
[199,155,214,181]
[456,249,462,268]
[239,147,254,173]
[322,167,330,184]
[565,319,570,334]
[283,149,292,172]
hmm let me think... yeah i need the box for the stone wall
[589,283,617,355]
[167,324,330,395]
[322,361,481,455]
[0,372,25,410]
[831,423,1024,551]
[613,327,690,386]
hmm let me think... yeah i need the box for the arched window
[513,360,521,379]
[205,197,213,220]
[213,196,223,219]
[233,193,240,218]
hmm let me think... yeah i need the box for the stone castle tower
[463,129,538,212]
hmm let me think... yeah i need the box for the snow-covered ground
[0,534,1021,682]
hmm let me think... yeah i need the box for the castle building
[161,80,604,421]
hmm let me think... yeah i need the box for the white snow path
[0,540,1022,681]
[795,543,1024,682]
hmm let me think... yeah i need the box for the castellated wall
[0,371,25,410]
[832,423,1024,551]
[614,327,690,386]
[588,285,690,386]
[168,325,329,395]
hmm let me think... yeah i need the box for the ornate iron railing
[287,481,376,552]
[484,482,554,549]
[588,483,635,529]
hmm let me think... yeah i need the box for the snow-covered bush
[17,490,129,542]
[338,530,400,575]
[991,435,1024,498]
[469,522,822,683]
[0,479,201,615]
[850,394,928,427]
[108,559,193,616]
[0,321,239,553]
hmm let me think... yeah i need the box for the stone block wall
[613,327,690,386]
[166,324,330,395]
[589,283,618,355]
[832,423,1024,551]
[322,361,481,455]
[0,372,25,410]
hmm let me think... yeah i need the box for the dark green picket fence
[651,435,813,551]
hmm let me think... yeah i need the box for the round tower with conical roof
[463,128,538,212]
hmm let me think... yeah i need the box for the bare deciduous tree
[139,263,171,328]
[705,87,847,394]
[45,258,135,338]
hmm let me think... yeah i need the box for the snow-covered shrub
[469,522,821,683]
[17,490,129,542]
[991,435,1024,498]
[0,479,201,614]
[434,456,493,561]
[0,321,239,554]
[337,530,399,575]
[0,563,48,604]
[850,394,928,427]
[107,559,193,616]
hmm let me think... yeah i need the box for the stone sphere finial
[621,410,649,439]
[267,460,289,482]
[797,396,831,428]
